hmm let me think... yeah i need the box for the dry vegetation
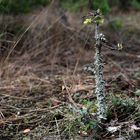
[0,4,140,140]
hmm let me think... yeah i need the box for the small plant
[83,9,122,121]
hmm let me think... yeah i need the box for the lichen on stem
[83,9,107,121]
[94,24,107,120]
[83,9,122,121]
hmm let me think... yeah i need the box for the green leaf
[94,16,104,24]
[135,89,140,96]
[117,43,123,50]
[83,18,93,25]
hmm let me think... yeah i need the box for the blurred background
[0,0,140,75]
[0,0,140,139]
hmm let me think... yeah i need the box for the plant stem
[94,24,107,121]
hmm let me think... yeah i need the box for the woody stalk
[83,9,123,121]
[83,9,107,121]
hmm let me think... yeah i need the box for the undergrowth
[0,0,51,14]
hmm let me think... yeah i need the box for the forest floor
[0,7,140,140]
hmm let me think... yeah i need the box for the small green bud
[94,16,104,25]
[83,18,92,25]
[117,43,123,50]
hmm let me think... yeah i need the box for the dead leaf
[107,126,121,133]
[23,128,30,133]
[131,124,140,131]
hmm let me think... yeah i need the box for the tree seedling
[83,9,122,121]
